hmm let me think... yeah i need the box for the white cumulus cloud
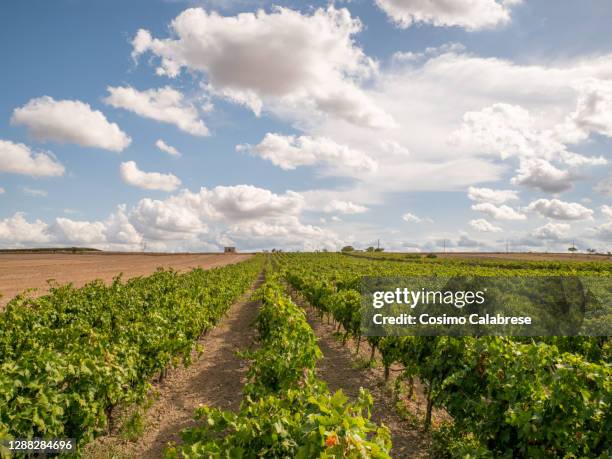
[469,218,502,232]
[471,202,525,220]
[375,0,522,31]
[129,198,206,240]
[511,158,574,193]
[323,200,368,214]
[122,185,325,249]
[451,102,606,192]
[526,198,594,221]
[238,133,377,174]
[201,185,305,221]
[0,140,65,177]
[120,161,182,192]
[306,48,612,199]
[451,103,555,159]
[0,182,396,252]
[402,212,432,223]
[467,186,518,204]
[135,185,305,230]
[592,222,612,242]
[568,79,612,138]
[155,139,181,157]
[51,218,106,245]
[530,222,570,241]
[600,205,612,220]
[0,207,144,250]
[0,213,51,245]
[131,6,393,128]
[11,96,131,152]
[104,86,209,136]
[103,205,144,247]
[225,216,339,251]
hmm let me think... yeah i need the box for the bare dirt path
[0,253,251,306]
[88,273,263,458]
[303,306,429,459]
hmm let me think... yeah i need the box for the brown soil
[87,273,263,458]
[0,253,251,306]
[301,305,430,459]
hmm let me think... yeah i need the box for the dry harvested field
[436,251,612,262]
[0,252,251,306]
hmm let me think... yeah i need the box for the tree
[568,246,577,253]
[341,245,354,252]
[366,246,375,252]
[374,248,385,252]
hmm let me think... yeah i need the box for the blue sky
[0,0,611,252]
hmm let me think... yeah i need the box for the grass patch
[120,410,145,442]
[119,393,156,442]
[351,355,380,370]
[331,330,345,341]
[84,442,133,459]
[395,399,421,428]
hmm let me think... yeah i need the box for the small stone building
[224,246,237,253]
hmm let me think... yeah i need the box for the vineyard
[277,253,611,458]
[167,272,392,458]
[0,253,610,458]
[0,257,263,451]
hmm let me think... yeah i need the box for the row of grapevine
[279,253,611,458]
[0,256,263,450]
[167,272,392,458]
[346,251,612,274]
